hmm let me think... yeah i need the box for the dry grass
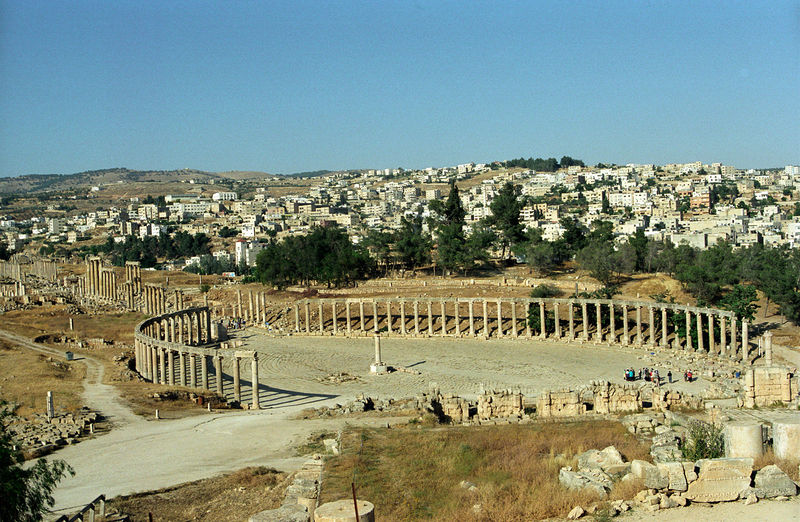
[0,340,86,417]
[1,306,145,346]
[754,449,800,482]
[321,420,650,521]
[105,466,287,521]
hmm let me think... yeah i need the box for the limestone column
[189,354,197,387]
[344,301,351,335]
[482,299,488,338]
[720,316,727,356]
[386,302,392,334]
[427,301,433,336]
[741,320,749,362]
[622,305,629,345]
[179,351,186,386]
[469,300,475,337]
[595,302,603,342]
[359,300,365,332]
[414,301,420,335]
[568,301,575,340]
[205,309,212,343]
[251,354,260,409]
[332,302,338,335]
[148,344,155,381]
[554,303,561,338]
[685,308,692,350]
[731,319,738,359]
[661,307,668,347]
[636,306,642,345]
[237,290,243,318]
[215,355,223,394]
[249,291,255,323]
[440,300,446,337]
[708,313,715,354]
[304,302,310,334]
[373,301,379,333]
[526,300,533,338]
[233,356,241,403]
[539,301,546,338]
[400,301,407,335]
[454,299,461,336]
[294,304,300,332]
[581,301,588,341]
[201,355,209,390]
[648,306,655,346]
[764,330,773,366]
[497,300,503,337]
[167,350,174,385]
[696,311,704,352]
[319,302,324,334]
[609,303,615,343]
[159,348,167,384]
[512,301,518,337]
[186,313,194,345]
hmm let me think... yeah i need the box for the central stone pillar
[233,356,241,402]
[708,313,715,354]
[386,302,392,334]
[511,301,518,337]
[581,301,588,341]
[609,303,615,343]
[413,300,420,335]
[720,316,727,356]
[159,348,166,385]
[201,355,209,390]
[359,300,365,332]
[440,300,446,337]
[648,306,655,346]
[685,308,692,350]
[468,300,475,337]
[346,302,352,335]
[319,302,324,334]
[427,301,433,335]
[304,302,311,334]
[730,319,737,359]
[595,302,603,342]
[332,302,338,335]
[497,300,503,337]
[167,350,174,385]
[454,299,461,336]
[179,351,186,386]
[372,301,379,333]
[294,304,300,332]
[370,335,387,374]
[539,301,546,338]
[251,354,260,409]
[696,311,704,352]
[482,299,488,338]
[554,303,561,338]
[215,355,223,394]
[764,330,773,366]
[189,353,197,388]
[568,301,575,340]
[661,307,668,347]
[741,320,749,362]
[622,305,629,345]
[635,306,642,345]
[400,301,406,335]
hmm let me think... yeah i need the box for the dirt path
[0,329,142,427]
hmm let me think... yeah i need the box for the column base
[370,363,388,375]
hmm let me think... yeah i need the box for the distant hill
[0,168,276,195]
[282,169,333,178]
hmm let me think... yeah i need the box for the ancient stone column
[497,300,503,337]
[386,302,392,334]
[167,350,175,385]
[568,301,575,340]
[581,301,588,341]
[469,300,475,337]
[400,301,407,335]
[482,299,488,338]
[199,355,208,390]
[764,330,773,366]
[708,313,715,354]
[346,302,352,335]
[251,354,260,409]
[427,301,433,335]
[440,300,446,337]
[233,356,241,403]
[526,300,533,338]
[539,301,546,338]
[159,348,166,385]
[554,303,561,338]
[215,355,223,394]
[149,344,156,382]
[414,301,420,335]
[359,300,365,332]
[661,307,668,347]
[294,304,300,332]
[720,316,727,356]
[512,301,518,337]
[648,307,655,346]
[696,311,704,352]
[319,302,324,334]
[595,302,603,342]
[373,301,379,333]
[622,305,629,345]
[304,302,311,334]
[685,308,692,350]
[189,354,197,387]
[723,422,764,459]
[179,351,186,386]
[741,320,749,361]
[248,291,254,323]
[730,319,738,358]
[332,302,338,335]
[454,299,461,336]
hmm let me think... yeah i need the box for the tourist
[667,370,672,384]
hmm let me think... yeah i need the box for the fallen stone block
[753,465,797,498]
[685,458,753,502]
[567,506,584,519]
[657,462,688,492]
[248,503,308,522]
[559,467,612,496]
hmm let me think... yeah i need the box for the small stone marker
[369,335,387,374]
[46,391,54,420]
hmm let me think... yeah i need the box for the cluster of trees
[90,231,211,267]
[251,225,372,288]
[503,156,585,172]
[184,255,248,276]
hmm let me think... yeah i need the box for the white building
[235,240,265,266]
[212,192,238,201]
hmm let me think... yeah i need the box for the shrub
[681,421,724,460]
[530,284,560,298]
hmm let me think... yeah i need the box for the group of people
[623,367,695,384]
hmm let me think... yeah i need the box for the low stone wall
[742,366,797,408]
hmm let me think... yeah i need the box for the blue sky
[0,1,798,176]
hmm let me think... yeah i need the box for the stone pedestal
[314,500,374,522]
[723,422,763,459]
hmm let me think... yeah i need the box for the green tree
[362,229,394,275]
[394,215,432,271]
[464,221,497,270]
[430,182,469,274]
[1,405,74,521]
[487,182,524,259]
[526,241,558,276]
[719,284,759,322]
[576,241,616,285]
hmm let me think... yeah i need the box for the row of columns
[142,308,213,346]
[294,299,751,362]
[80,256,118,302]
[125,260,142,293]
[143,284,167,315]
[133,338,260,410]
[236,289,270,325]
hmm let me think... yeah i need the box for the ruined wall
[591,381,642,414]
[477,390,524,420]
[537,389,586,418]
[743,367,796,408]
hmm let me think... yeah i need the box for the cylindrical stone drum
[723,422,763,458]
[314,499,374,522]
[773,421,800,460]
